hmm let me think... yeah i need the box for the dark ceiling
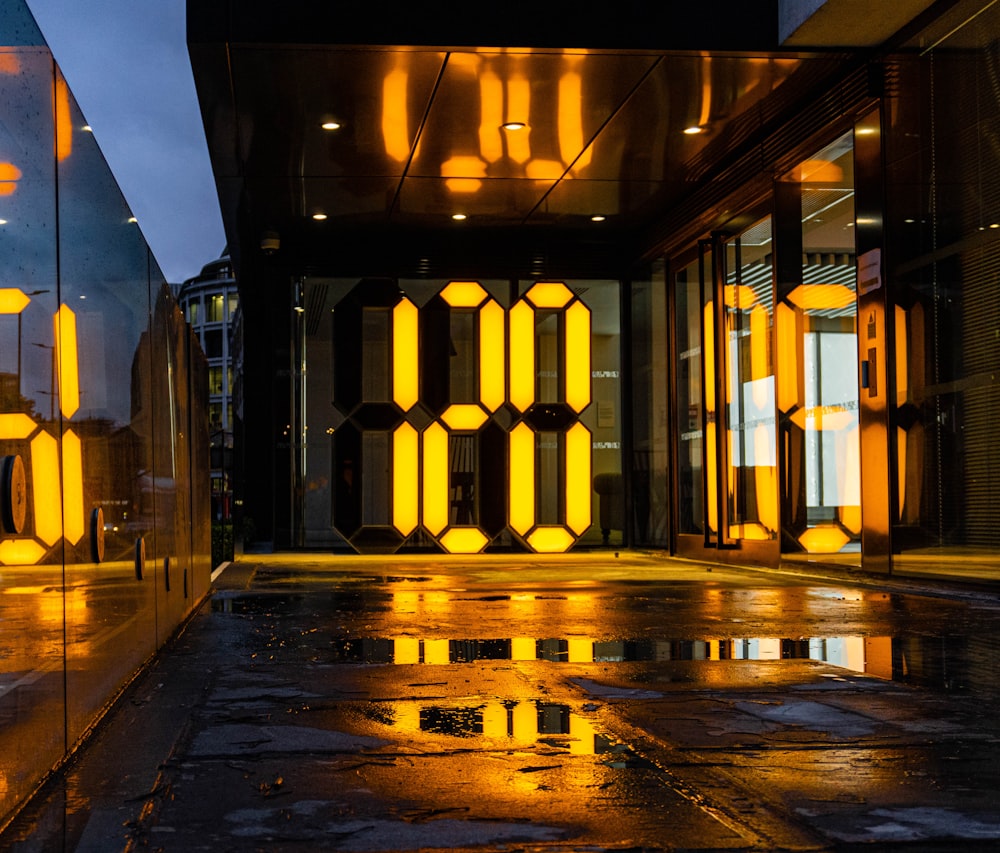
[188,2,850,280]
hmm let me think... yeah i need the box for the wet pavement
[3,553,1000,852]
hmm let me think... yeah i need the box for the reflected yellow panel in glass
[55,304,79,418]
[559,70,591,171]
[441,404,488,431]
[0,288,30,314]
[527,526,575,553]
[512,701,535,740]
[525,281,572,309]
[392,298,419,411]
[30,430,61,546]
[787,283,855,312]
[798,525,850,553]
[509,301,535,413]
[506,74,531,164]
[897,424,908,523]
[0,413,38,439]
[705,420,718,532]
[62,429,84,545]
[423,638,450,665]
[479,70,504,164]
[776,302,799,413]
[724,284,758,308]
[479,299,505,412]
[0,539,46,566]
[440,281,487,308]
[382,66,410,163]
[749,305,769,410]
[567,637,593,663]
[525,159,564,181]
[895,304,908,406]
[566,422,591,535]
[840,504,861,535]
[440,527,489,554]
[509,422,534,534]
[565,300,591,413]
[422,422,449,535]
[511,637,536,661]
[55,77,72,162]
[703,302,715,412]
[393,637,420,665]
[482,702,507,739]
[392,423,418,535]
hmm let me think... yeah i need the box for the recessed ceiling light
[991,223,1000,229]
[591,214,606,222]
[683,125,704,135]
[82,125,92,132]
[452,213,467,221]
[321,121,342,131]
[127,216,138,223]
[312,213,328,221]
[501,121,527,131]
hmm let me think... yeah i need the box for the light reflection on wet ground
[4,553,1000,851]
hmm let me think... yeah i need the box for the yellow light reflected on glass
[441,155,486,193]
[393,637,420,665]
[506,74,531,164]
[440,527,489,554]
[0,162,21,197]
[798,525,850,553]
[787,283,856,311]
[844,423,861,507]
[422,422,449,535]
[724,284,758,308]
[754,426,777,535]
[897,424,908,523]
[895,304,908,406]
[479,299,505,412]
[565,422,591,535]
[382,66,410,162]
[559,71,590,171]
[567,637,593,663]
[840,503,862,535]
[509,422,535,534]
[565,300,591,413]
[750,304,769,409]
[0,413,38,438]
[706,421,718,532]
[0,539,46,566]
[30,430,61,546]
[525,159,564,180]
[703,302,715,412]
[441,404,488,431]
[62,429,84,545]
[479,70,504,163]
[54,304,79,418]
[423,638,450,665]
[0,287,30,314]
[525,281,572,309]
[511,637,536,661]
[392,423,418,535]
[508,301,535,413]
[776,302,799,413]
[527,526,575,553]
[55,77,72,162]
[392,297,419,411]
[440,281,486,307]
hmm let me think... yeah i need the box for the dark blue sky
[25,0,226,284]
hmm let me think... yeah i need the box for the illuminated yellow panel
[511,637,536,661]
[54,305,79,418]
[479,70,504,164]
[392,297,419,411]
[897,424,907,522]
[731,522,771,540]
[798,526,850,553]
[789,406,855,432]
[423,638,450,665]
[705,421,718,532]
[508,422,535,535]
[844,423,861,506]
[895,304,908,406]
[422,422,449,536]
[62,429,84,545]
[393,637,420,665]
[750,304,769,409]
[506,74,531,164]
[0,288,30,314]
[441,155,486,194]
[55,77,72,162]
[440,527,489,554]
[0,413,38,438]
[440,281,486,308]
[442,404,487,431]
[776,302,799,413]
[0,539,46,566]
[525,281,572,309]
[787,283,856,312]
[559,70,591,172]
[30,430,61,546]
[724,284,758,308]
[527,526,575,553]
[382,66,410,163]
[392,423,418,535]
[840,504,862,535]
[565,422,591,535]
[567,637,593,663]
[508,301,535,413]
[479,299,505,412]
[565,301,591,413]
[703,302,715,412]
[753,441,777,536]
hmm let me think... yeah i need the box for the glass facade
[0,1,210,825]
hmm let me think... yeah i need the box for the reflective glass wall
[0,1,210,824]
[298,278,622,552]
[885,0,1000,574]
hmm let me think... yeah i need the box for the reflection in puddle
[378,699,621,755]
[328,635,891,676]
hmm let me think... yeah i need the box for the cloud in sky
[25,0,226,284]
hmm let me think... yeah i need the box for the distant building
[177,252,237,520]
